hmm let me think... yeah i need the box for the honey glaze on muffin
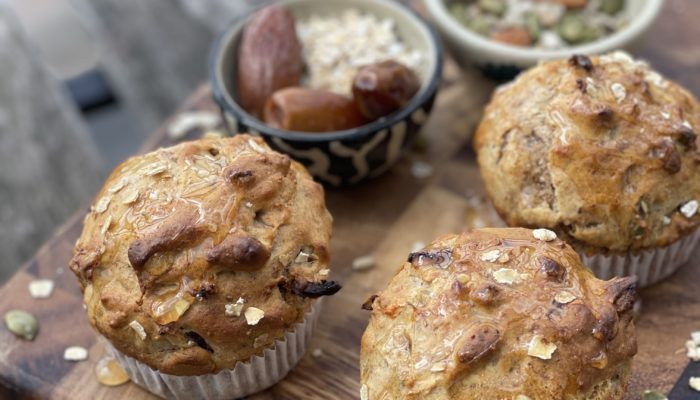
[360,228,636,399]
[474,52,700,253]
[70,135,336,375]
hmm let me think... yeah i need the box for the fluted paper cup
[580,227,700,288]
[104,300,322,399]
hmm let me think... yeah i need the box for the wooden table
[1,1,700,398]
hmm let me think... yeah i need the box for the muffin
[474,52,700,286]
[360,228,637,400]
[69,135,338,399]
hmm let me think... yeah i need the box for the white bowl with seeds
[425,0,663,78]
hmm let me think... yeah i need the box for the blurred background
[0,0,275,281]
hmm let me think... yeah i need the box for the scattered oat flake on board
[527,335,556,360]
[515,396,532,400]
[554,291,576,304]
[129,320,147,340]
[689,346,700,362]
[245,307,265,325]
[352,255,375,271]
[64,346,88,361]
[312,348,324,358]
[681,200,699,218]
[480,249,501,262]
[28,279,54,299]
[168,111,221,140]
[532,228,557,241]
[411,161,433,179]
[690,377,700,392]
[225,297,245,317]
[493,268,527,284]
[692,331,700,345]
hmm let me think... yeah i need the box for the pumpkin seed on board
[4,310,38,340]
[641,390,667,400]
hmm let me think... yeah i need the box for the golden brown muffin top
[474,52,700,253]
[70,135,336,375]
[360,228,637,400]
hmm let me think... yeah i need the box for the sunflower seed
[64,346,88,361]
[28,279,54,299]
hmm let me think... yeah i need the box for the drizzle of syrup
[95,356,130,386]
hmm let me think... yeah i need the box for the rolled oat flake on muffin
[527,335,557,360]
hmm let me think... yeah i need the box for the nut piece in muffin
[70,135,337,376]
[474,52,700,255]
[360,228,637,400]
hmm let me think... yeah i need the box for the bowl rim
[209,0,443,143]
[424,0,664,63]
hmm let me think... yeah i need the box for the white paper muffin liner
[580,227,700,288]
[104,299,323,400]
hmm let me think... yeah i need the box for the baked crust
[474,52,700,253]
[70,135,334,375]
[360,228,636,400]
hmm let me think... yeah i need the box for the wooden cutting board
[2,2,700,398]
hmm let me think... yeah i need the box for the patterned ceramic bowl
[210,0,442,187]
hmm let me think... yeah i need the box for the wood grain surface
[0,3,104,281]
[1,1,700,399]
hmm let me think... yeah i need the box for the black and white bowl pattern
[217,93,438,187]
[209,0,443,187]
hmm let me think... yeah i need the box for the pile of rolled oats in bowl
[296,9,424,96]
